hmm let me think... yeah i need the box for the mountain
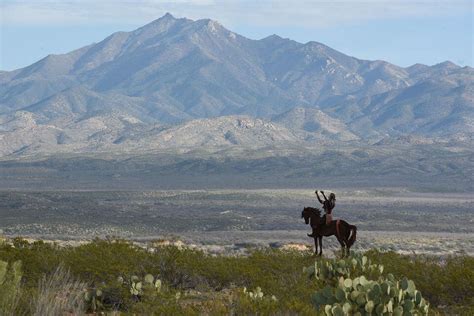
[319,67,474,138]
[0,13,473,159]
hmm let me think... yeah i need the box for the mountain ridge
[0,13,472,158]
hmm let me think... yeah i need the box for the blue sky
[1,0,472,71]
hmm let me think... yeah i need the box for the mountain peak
[260,34,296,44]
[433,61,459,69]
[262,34,283,41]
[131,13,189,39]
[162,12,175,19]
[137,13,187,30]
[150,12,177,24]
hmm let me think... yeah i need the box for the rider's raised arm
[321,191,328,201]
[315,191,324,204]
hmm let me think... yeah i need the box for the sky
[0,0,473,71]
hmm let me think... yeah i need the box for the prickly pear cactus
[84,288,103,312]
[243,286,278,303]
[244,286,264,300]
[305,253,385,282]
[130,281,142,296]
[0,260,22,315]
[306,254,430,315]
[84,273,164,312]
[115,273,162,299]
[144,274,154,284]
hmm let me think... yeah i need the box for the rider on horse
[308,190,336,237]
[317,190,336,225]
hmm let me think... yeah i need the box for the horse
[301,206,357,257]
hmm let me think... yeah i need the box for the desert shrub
[62,239,159,283]
[0,240,62,288]
[0,260,22,316]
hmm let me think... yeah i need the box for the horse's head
[301,207,321,225]
[301,207,311,225]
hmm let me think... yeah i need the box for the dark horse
[301,206,357,257]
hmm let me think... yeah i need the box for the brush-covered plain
[0,239,473,315]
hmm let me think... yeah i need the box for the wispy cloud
[1,0,471,28]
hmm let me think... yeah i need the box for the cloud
[1,0,472,28]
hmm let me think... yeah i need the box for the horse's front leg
[313,237,318,256]
[318,236,323,256]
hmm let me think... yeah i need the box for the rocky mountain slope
[0,13,472,158]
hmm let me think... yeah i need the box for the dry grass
[32,265,87,316]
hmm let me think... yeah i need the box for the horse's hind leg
[343,239,351,257]
[344,241,350,257]
[345,228,351,256]
[346,239,352,256]
[337,238,346,258]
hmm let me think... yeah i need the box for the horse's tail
[347,225,357,247]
